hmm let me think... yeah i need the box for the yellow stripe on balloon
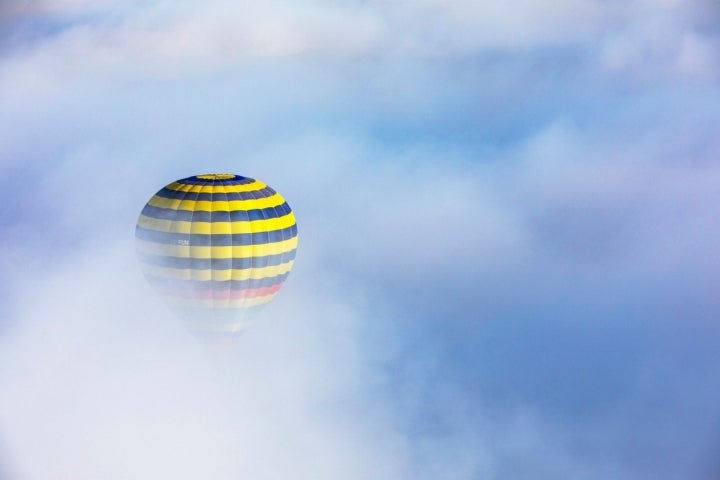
[146,192,286,211]
[169,294,277,309]
[140,260,295,282]
[136,212,296,235]
[136,236,299,259]
[165,180,267,194]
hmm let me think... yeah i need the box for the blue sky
[1,0,720,478]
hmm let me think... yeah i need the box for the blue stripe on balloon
[136,249,296,270]
[155,186,277,202]
[140,202,292,222]
[177,176,254,185]
[135,224,297,246]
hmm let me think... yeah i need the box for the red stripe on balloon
[189,282,284,300]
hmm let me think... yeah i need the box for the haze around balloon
[1,1,720,479]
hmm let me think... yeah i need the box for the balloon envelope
[135,173,298,337]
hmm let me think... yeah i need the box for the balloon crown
[195,173,238,180]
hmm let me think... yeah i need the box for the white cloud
[0,130,413,478]
[599,1,719,78]
[0,230,412,479]
[0,1,386,105]
[365,0,619,54]
[2,0,716,110]
[501,119,720,275]
[2,1,719,478]
[676,32,718,76]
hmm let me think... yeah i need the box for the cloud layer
[1,1,720,479]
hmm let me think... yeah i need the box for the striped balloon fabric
[135,174,297,337]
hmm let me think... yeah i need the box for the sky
[1,0,720,478]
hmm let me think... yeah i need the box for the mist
[2,0,720,478]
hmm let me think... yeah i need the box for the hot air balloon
[135,173,297,337]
